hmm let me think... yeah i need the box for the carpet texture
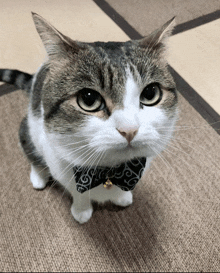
[1,0,220,271]
[1,86,220,272]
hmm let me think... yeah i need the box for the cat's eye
[77,88,105,112]
[140,83,162,106]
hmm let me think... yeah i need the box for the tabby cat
[0,13,178,223]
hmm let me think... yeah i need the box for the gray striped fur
[0,69,33,93]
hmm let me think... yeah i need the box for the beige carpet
[1,0,220,271]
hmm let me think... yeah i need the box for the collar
[73,157,146,194]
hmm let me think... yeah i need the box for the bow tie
[73,157,146,194]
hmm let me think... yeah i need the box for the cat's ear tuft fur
[138,17,175,50]
[31,12,83,59]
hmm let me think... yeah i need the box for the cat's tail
[0,69,33,93]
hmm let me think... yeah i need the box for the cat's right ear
[31,12,83,59]
[138,17,175,51]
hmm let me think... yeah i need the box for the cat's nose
[117,128,138,144]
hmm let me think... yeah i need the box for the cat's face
[32,13,178,166]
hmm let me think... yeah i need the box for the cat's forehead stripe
[99,64,140,112]
[98,64,126,107]
[88,42,129,106]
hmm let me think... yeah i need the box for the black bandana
[73,157,146,193]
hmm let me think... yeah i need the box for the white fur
[28,67,177,223]
[28,105,133,224]
[30,164,49,189]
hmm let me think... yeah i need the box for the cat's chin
[98,145,149,166]
[106,141,162,164]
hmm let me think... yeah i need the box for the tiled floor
[168,18,220,115]
[0,0,128,73]
[1,0,219,116]
[1,1,220,272]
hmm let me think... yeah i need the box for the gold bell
[104,179,113,189]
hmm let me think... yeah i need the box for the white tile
[0,0,129,73]
[167,19,220,115]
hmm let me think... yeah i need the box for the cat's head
[32,13,178,166]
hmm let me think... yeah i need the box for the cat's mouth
[112,140,156,159]
[115,142,145,156]
[122,139,144,149]
[110,141,138,151]
[124,143,137,150]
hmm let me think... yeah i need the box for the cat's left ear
[138,17,175,50]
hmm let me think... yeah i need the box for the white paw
[112,191,133,207]
[71,204,93,224]
[30,164,48,190]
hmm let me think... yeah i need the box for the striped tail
[0,69,33,92]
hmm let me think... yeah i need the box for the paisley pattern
[73,157,146,193]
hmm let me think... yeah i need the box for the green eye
[77,88,105,112]
[140,83,162,106]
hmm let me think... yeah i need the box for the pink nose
[117,129,138,144]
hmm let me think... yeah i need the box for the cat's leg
[70,190,93,224]
[45,154,93,224]
[30,164,50,190]
[89,184,133,207]
[109,188,133,207]
[31,161,93,223]
[25,113,93,224]
[19,116,50,189]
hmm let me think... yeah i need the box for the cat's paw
[71,204,93,224]
[112,190,133,207]
[30,164,49,190]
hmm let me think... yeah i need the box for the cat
[0,13,178,224]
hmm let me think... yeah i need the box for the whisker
[57,144,92,161]
[59,148,105,208]
[52,138,90,148]
[157,119,220,132]
[162,134,207,154]
[149,142,172,170]
[58,147,96,179]
[88,149,106,201]
[159,136,220,175]
[158,138,194,158]
[153,139,203,181]
[149,141,181,192]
